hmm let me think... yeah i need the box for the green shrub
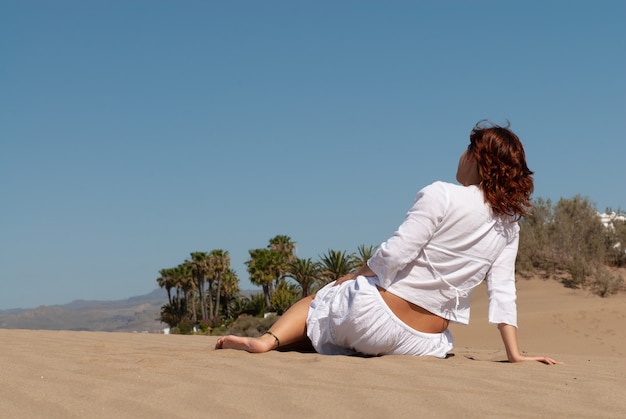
[271,283,299,314]
[589,267,624,297]
[177,321,194,335]
[198,320,211,333]
[247,293,266,316]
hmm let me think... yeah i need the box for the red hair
[468,121,534,218]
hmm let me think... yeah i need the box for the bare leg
[215,294,315,353]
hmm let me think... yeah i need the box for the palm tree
[157,265,191,327]
[318,249,354,284]
[247,236,297,312]
[219,268,241,320]
[207,249,230,319]
[173,263,196,323]
[269,235,296,257]
[352,244,377,269]
[246,247,279,312]
[269,235,296,286]
[188,252,211,321]
[287,257,322,298]
[156,268,176,306]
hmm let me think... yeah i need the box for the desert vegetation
[156,196,625,334]
[516,196,625,297]
[155,234,375,333]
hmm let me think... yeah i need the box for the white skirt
[306,276,453,357]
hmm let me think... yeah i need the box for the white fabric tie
[422,250,478,312]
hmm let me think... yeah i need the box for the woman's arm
[367,182,448,285]
[498,323,561,365]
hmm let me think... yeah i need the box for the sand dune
[1,278,625,418]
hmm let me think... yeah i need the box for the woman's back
[370,181,519,324]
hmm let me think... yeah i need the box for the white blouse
[368,181,519,326]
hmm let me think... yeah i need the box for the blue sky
[1,0,625,310]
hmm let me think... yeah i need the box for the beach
[1,278,625,419]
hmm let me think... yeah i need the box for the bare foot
[214,334,277,353]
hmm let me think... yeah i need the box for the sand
[1,278,625,419]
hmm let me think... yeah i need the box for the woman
[216,121,560,364]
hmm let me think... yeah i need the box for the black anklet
[264,331,280,348]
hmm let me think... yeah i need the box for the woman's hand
[333,264,377,287]
[333,272,357,287]
[498,323,562,365]
[508,354,562,365]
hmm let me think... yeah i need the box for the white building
[598,212,626,229]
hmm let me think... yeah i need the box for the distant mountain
[0,288,262,333]
[0,289,169,333]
